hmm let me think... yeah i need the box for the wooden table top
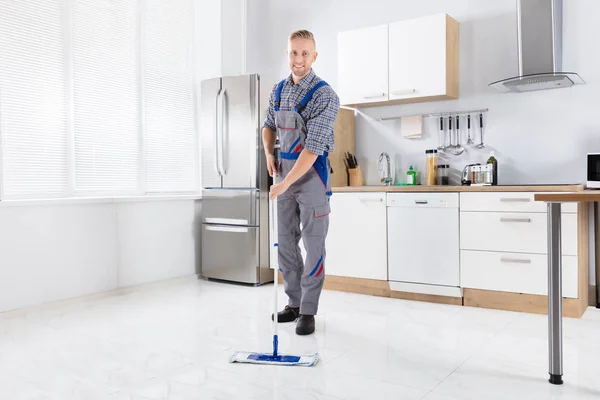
[333,184,584,193]
[534,191,600,202]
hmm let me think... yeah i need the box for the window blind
[72,0,141,194]
[143,0,197,193]
[0,0,69,199]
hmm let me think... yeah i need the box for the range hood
[489,0,585,93]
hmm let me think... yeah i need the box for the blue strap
[280,152,300,160]
[294,81,329,112]
[273,79,286,111]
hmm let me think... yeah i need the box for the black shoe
[271,305,299,323]
[295,315,315,335]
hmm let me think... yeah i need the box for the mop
[229,194,319,367]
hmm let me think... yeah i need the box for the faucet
[378,152,393,186]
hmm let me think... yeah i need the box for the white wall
[247,0,600,186]
[194,0,222,81]
[0,200,197,313]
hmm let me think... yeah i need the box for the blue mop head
[229,350,319,367]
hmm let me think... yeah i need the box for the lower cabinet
[460,250,578,298]
[459,192,581,301]
[325,192,388,280]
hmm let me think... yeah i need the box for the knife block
[348,167,364,186]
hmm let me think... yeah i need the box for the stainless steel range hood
[489,0,585,93]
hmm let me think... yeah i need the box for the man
[262,29,340,335]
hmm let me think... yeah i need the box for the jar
[437,164,449,185]
[472,165,480,184]
[425,150,437,185]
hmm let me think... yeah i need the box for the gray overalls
[273,79,332,316]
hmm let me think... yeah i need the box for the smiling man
[262,29,340,335]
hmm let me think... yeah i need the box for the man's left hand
[269,180,290,200]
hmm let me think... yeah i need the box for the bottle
[425,150,437,185]
[406,165,417,185]
[487,151,498,185]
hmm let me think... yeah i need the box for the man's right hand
[266,154,279,177]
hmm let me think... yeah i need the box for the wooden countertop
[534,190,600,202]
[332,184,585,193]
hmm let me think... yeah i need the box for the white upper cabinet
[337,14,459,107]
[389,14,457,101]
[337,24,388,106]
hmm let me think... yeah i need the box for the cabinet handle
[501,257,532,264]
[360,198,383,202]
[391,89,416,95]
[500,198,531,203]
[500,217,532,223]
[363,93,386,99]
[414,200,429,205]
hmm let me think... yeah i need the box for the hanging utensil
[467,114,474,145]
[477,113,486,149]
[437,116,445,151]
[453,115,464,155]
[447,115,455,151]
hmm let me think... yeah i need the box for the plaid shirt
[263,69,339,156]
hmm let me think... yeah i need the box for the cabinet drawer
[460,250,578,298]
[460,212,577,256]
[460,192,578,213]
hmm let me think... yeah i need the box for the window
[143,0,197,193]
[0,0,69,199]
[0,0,197,200]
[73,0,141,194]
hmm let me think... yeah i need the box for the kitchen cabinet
[388,14,458,103]
[459,192,580,299]
[460,250,578,299]
[325,192,387,280]
[337,14,459,107]
[337,24,388,106]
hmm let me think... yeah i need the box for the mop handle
[270,186,279,357]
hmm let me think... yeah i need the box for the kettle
[461,163,480,185]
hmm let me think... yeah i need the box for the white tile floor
[1,277,599,400]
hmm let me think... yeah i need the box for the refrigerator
[199,73,274,285]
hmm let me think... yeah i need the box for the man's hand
[265,154,279,177]
[269,148,319,200]
[269,180,290,200]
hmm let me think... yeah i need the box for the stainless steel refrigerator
[199,73,274,285]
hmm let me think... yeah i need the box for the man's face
[287,38,317,79]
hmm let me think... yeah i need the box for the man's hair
[289,29,316,47]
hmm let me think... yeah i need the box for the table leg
[548,202,563,385]
[595,202,600,309]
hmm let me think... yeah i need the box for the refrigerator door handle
[205,225,249,233]
[218,89,227,176]
[215,89,223,177]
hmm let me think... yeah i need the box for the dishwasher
[387,192,460,294]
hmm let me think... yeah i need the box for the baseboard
[390,290,463,306]
[323,275,463,306]
[464,288,585,318]
[323,275,390,298]
[0,274,199,317]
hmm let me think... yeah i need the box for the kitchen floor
[1,278,599,400]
